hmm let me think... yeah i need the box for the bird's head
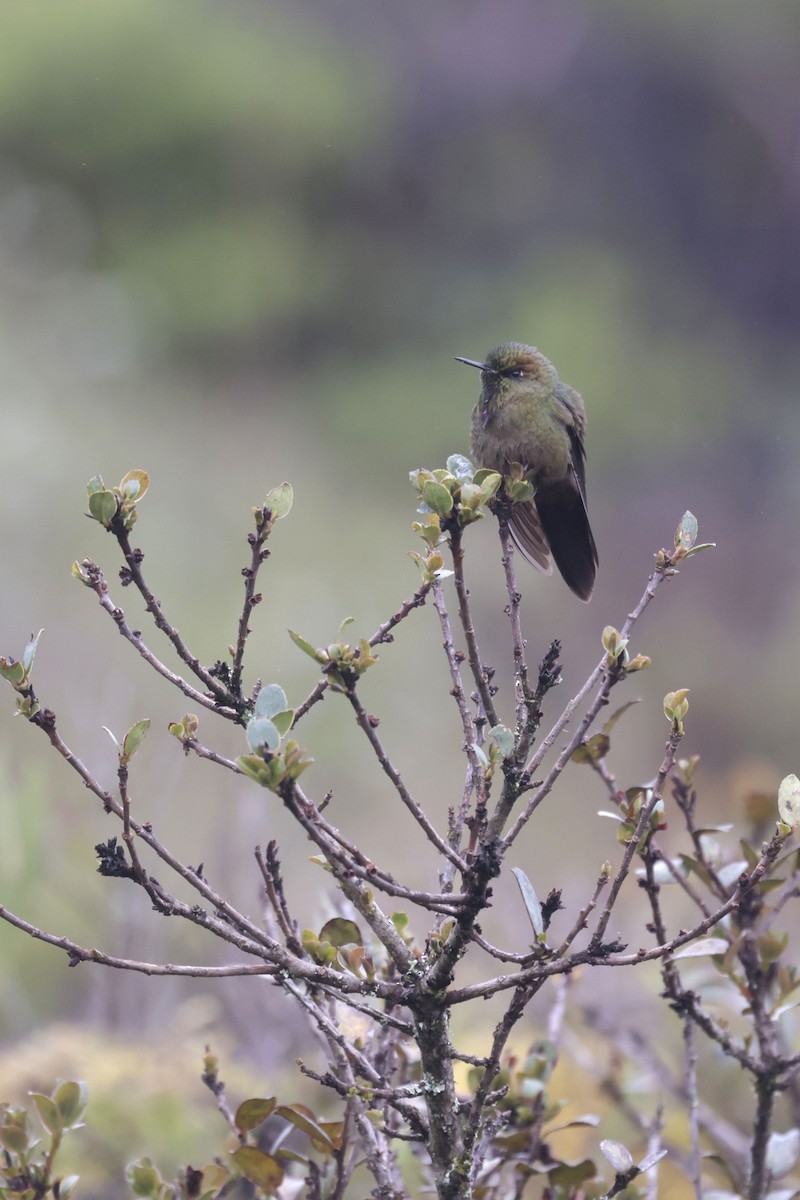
[455,342,557,404]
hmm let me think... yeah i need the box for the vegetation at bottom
[1,463,799,1200]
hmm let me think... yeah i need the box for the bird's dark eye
[505,368,524,379]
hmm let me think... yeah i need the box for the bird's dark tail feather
[536,483,598,602]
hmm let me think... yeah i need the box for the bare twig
[346,686,468,874]
[0,907,278,977]
[82,561,238,718]
[114,526,241,711]
[495,511,531,736]
[448,524,499,729]
[230,514,271,697]
[684,1019,702,1200]
[294,580,434,723]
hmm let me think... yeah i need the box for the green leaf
[778,775,800,828]
[511,867,544,938]
[489,724,514,759]
[30,1092,62,1135]
[766,1128,800,1178]
[421,479,454,516]
[506,475,535,503]
[57,1176,80,1199]
[673,936,729,960]
[86,474,105,495]
[572,732,610,765]
[274,1105,334,1152]
[237,755,273,785]
[272,709,294,736]
[288,628,325,662]
[674,511,698,553]
[254,684,289,720]
[119,469,150,501]
[230,1146,284,1190]
[88,489,118,526]
[126,1158,163,1198]
[601,625,628,660]
[54,1080,88,1127]
[446,453,474,480]
[664,688,690,730]
[0,1123,30,1154]
[472,743,488,768]
[458,482,483,510]
[21,629,44,675]
[246,717,280,753]
[195,1163,230,1193]
[71,560,93,586]
[319,918,363,948]
[235,1097,277,1133]
[638,1149,668,1172]
[263,481,293,520]
[477,470,502,499]
[600,1139,633,1172]
[102,727,120,752]
[122,719,151,761]
[337,615,355,640]
[0,658,26,687]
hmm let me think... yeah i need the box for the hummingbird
[456,342,598,601]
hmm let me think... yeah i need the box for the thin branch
[0,907,278,976]
[230,520,270,697]
[463,975,547,1157]
[201,1056,242,1139]
[346,687,468,874]
[431,579,485,889]
[650,845,713,919]
[82,561,238,718]
[114,525,239,711]
[255,842,301,952]
[448,524,499,729]
[286,981,428,1147]
[29,707,407,1000]
[495,663,618,843]
[294,580,434,723]
[118,764,174,914]
[749,1075,777,1200]
[589,729,682,952]
[496,555,676,843]
[554,867,610,956]
[684,1018,702,1200]
[184,738,242,771]
[495,512,531,736]
[279,778,414,973]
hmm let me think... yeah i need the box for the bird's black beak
[454,356,487,371]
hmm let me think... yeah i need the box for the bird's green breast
[471,389,573,482]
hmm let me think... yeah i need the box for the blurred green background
[1,0,799,1186]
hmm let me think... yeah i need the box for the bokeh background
[1,0,799,1189]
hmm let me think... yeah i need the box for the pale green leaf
[511,867,544,938]
[778,775,800,828]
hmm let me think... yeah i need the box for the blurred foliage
[0,1007,271,1198]
[0,2,799,1189]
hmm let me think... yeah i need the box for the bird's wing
[567,422,588,507]
[509,500,553,575]
[554,381,589,506]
